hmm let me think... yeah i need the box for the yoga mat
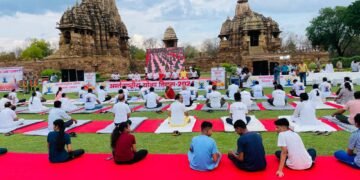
[195,104,204,111]
[324,101,344,109]
[201,103,229,111]
[257,103,266,111]
[155,116,197,134]
[96,117,147,134]
[248,103,260,111]
[134,119,164,133]
[134,104,168,112]
[287,94,299,99]
[279,116,337,132]
[17,108,50,114]
[0,120,44,134]
[0,153,357,180]
[292,101,336,110]
[260,119,277,131]
[251,96,269,100]
[42,99,84,106]
[319,118,342,131]
[23,120,92,136]
[322,116,357,133]
[261,102,295,111]
[192,119,225,132]
[221,116,267,132]
[67,121,112,133]
[70,106,111,114]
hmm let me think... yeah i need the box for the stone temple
[163,26,178,48]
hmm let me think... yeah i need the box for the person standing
[228,120,267,172]
[273,63,281,85]
[281,63,289,75]
[298,62,309,86]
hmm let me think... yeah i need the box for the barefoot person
[226,92,250,125]
[111,122,148,164]
[188,121,221,171]
[228,120,267,172]
[332,91,360,125]
[251,81,264,98]
[47,119,85,163]
[334,114,360,169]
[168,94,190,127]
[290,79,305,97]
[227,82,239,99]
[319,77,332,99]
[180,85,193,107]
[335,82,354,105]
[274,118,316,177]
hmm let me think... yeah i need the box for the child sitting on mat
[111,121,148,164]
[188,121,221,171]
[274,118,316,177]
[47,119,85,163]
[226,92,250,125]
[168,94,190,127]
[228,120,267,172]
[334,114,360,169]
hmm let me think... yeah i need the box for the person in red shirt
[111,122,148,164]
[164,86,175,99]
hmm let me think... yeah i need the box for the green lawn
[0,84,356,155]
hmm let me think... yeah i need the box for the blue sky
[0,0,356,51]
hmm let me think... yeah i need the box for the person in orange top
[297,62,309,86]
[180,68,188,80]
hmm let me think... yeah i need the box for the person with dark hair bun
[309,84,324,105]
[28,92,49,112]
[335,82,354,105]
[274,118,316,177]
[47,119,85,163]
[111,122,147,164]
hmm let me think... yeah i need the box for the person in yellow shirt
[298,62,309,86]
[180,68,188,80]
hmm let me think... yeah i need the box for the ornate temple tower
[53,0,129,58]
[163,26,178,48]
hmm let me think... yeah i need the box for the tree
[306,7,356,56]
[0,52,16,61]
[345,0,360,35]
[201,38,219,58]
[143,38,158,50]
[184,44,199,59]
[21,39,53,60]
[129,45,146,60]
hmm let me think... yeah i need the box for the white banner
[84,73,96,87]
[100,79,212,93]
[42,81,86,94]
[211,67,226,89]
[0,67,23,92]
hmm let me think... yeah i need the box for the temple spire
[235,0,252,17]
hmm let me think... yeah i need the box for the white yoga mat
[261,102,295,110]
[279,116,337,133]
[23,120,91,136]
[196,95,207,101]
[96,117,147,134]
[17,108,50,114]
[134,104,167,112]
[71,106,111,114]
[202,103,229,111]
[221,116,266,132]
[323,116,357,133]
[155,116,197,134]
[43,100,84,106]
[251,96,269,100]
[186,103,199,111]
[0,120,44,134]
[292,101,336,110]
[248,103,260,111]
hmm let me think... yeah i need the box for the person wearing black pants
[115,150,148,165]
[275,148,317,165]
[0,148,7,155]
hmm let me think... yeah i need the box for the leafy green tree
[184,44,199,59]
[306,7,356,56]
[345,0,360,34]
[21,39,53,60]
[129,45,146,60]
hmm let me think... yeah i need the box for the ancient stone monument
[163,26,178,48]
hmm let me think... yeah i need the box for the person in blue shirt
[0,148,7,155]
[47,119,85,163]
[188,121,221,171]
[281,63,289,75]
[228,120,267,171]
[273,63,281,84]
[334,114,360,169]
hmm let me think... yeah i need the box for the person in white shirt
[112,94,131,126]
[28,92,49,112]
[240,89,253,108]
[168,94,190,127]
[127,72,134,81]
[290,79,305,97]
[351,61,359,72]
[319,77,332,99]
[268,85,287,107]
[325,62,334,73]
[138,85,149,99]
[153,72,159,81]
[97,86,111,102]
[206,85,226,108]
[48,101,77,131]
[9,89,25,105]
[134,72,141,81]
[60,93,79,112]
[35,88,46,102]
[84,89,102,110]
[227,82,239,100]
[171,70,179,80]
[78,86,87,103]
[146,72,153,81]
[274,118,316,177]
[189,82,199,100]
[205,81,213,99]
[110,72,121,82]
[190,69,199,79]
[0,102,24,129]
[145,87,162,109]
[337,77,354,95]
[0,94,11,111]
[165,71,171,80]
[122,86,129,101]
[226,92,250,125]
[180,85,193,107]
[309,84,324,105]
[251,81,264,98]
[291,93,319,126]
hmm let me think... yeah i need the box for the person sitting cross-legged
[60,93,79,112]
[188,121,221,171]
[28,92,49,112]
[168,94,190,127]
[226,92,251,125]
[228,120,267,172]
[274,118,317,177]
[268,84,287,107]
[112,94,131,127]
[180,85,193,107]
[145,87,162,109]
[47,119,85,163]
[48,101,78,132]
[291,93,318,126]
[111,121,148,164]
[84,89,103,110]
[251,81,264,98]
[0,102,24,133]
[290,79,305,97]
[227,82,239,99]
[332,91,360,125]
[206,85,226,108]
[97,86,112,102]
[334,114,360,169]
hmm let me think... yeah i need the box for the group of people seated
[146,68,199,81]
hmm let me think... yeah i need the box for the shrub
[41,69,61,77]
[221,63,237,75]
[331,56,360,68]
[308,62,317,70]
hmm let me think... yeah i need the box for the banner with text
[42,81,87,94]
[211,67,226,90]
[0,67,23,92]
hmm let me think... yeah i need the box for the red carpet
[257,103,266,111]
[0,153,356,180]
[134,119,164,133]
[68,121,112,133]
[324,102,344,109]
[193,119,224,132]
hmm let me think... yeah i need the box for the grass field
[0,84,358,156]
